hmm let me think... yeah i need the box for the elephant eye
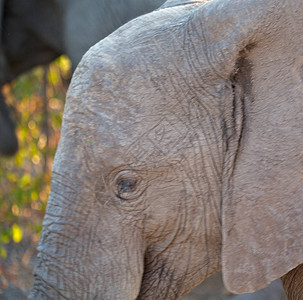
[113,170,145,201]
[117,178,137,195]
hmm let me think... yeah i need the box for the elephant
[30,0,303,299]
[0,0,166,155]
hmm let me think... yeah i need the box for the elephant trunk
[30,175,144,299]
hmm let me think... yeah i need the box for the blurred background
[0,56,71,298]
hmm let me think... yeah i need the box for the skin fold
[30,0,303,299]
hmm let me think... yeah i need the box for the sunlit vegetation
[0,56,71,258]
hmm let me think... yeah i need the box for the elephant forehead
[63,2,222,167]
[65,66,221,170]
[122,116,193,165]
[95,106,194,167]
[67,65,188,159]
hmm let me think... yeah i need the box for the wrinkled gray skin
[0,0,165,155]
[30,0,303,299]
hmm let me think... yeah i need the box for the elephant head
[30,0,303,299]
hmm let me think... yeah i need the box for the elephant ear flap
[197,0,303,294]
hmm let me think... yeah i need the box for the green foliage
[0,56,71,251]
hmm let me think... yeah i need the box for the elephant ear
[195,0,303,294]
